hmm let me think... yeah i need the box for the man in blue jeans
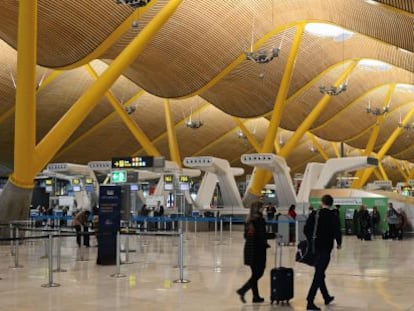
[304,194,342,311]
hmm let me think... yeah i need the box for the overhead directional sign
[111,156,154,169]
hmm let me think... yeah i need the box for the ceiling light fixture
[185,107,203,129]
[125,105,137,115]
[398,112,414,130]
[246,48,280,64]
[186,119,203,129]
[245,1,281,65]
[366,100,389,116]
[116,0,151,8]
[319,83,347,96]
[236,130,247,139]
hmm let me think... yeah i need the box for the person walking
[236,201,275,304]
[304,194,342,311]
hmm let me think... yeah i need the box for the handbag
[295,209,319,266]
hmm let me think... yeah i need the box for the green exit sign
[111,170,127,183]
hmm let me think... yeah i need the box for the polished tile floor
[0,228,414,311]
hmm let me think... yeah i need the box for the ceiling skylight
[305,23,354,41]
[358,59,391,71]
[396,84,414,93]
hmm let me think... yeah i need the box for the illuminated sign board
[85,178,94,184]
[179,175,189,183]
[179,175,190,191]
[164,174,174,191]
[72,178,80,185]
[45,179,53,185]
[111,170,127,183]
[111,156,154,169]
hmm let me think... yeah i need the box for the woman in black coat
[236,201,275,303]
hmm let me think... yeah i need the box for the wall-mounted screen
[130,184,139,191]
[73,185,81,192]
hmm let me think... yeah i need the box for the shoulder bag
[295,209,319,266]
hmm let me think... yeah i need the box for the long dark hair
[247,201,263,222]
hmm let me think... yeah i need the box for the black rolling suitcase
[270,236,294,305]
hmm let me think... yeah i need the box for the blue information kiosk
[97,185,121,265]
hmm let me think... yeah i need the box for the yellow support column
[10,0,38,188]
[373,168,382,180]
[279,61,358,158]
[306,132,329,161]
[33,0,183,176]
[407,166,414,181]
[164,99,181,167]
[358,106,414,187]
[232,117,261,152]
[86,65,161,156]
[378,163,389,180]
[392,158,407,180]
[56,90,145,158]
[352,83,395,187]
[246,24,305,201]
[331,142,340,158]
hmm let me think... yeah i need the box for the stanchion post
[77,225,88,262]
[214,217,218,240]
[111,231,126,278]
[41,234,60,287]
[219,218,223,244]
[229,216,232,239]
[173,224,190,284]
[295,220,299,246]
[10,224,15,256]
[10,226,23,268]
[53,227,66,272]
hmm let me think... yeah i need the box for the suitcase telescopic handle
[275,234,283,267]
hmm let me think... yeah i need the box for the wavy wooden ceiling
[0,0,414,185]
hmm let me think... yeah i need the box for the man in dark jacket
[304,194,342,311]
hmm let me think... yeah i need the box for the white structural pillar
[297,156,378,205]
[241,153,297,207]
[183,157,244,209]
[314,156,378,189]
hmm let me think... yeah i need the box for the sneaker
[236,289,246,304]
[252,297,265,303]
[325,296,335,305]
[306,302,321,311]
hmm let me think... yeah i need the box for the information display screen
[45,179,53,185]
[73,185,81,192]
[179,175,190,191]
[112,156,154,169]
[111,170,127,183]
[130,184,139,191]
[164,174,174,191]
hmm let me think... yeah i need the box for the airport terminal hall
[2,0,414,310]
